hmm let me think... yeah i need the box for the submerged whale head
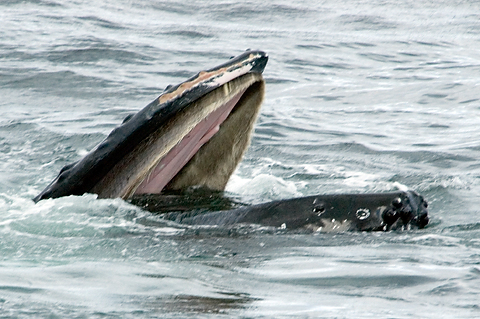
[34,50,268,202]
[164,189,429,232]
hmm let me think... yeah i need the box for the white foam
[342,171,380,188]
[392,181,410,192]
[226,173,302,202]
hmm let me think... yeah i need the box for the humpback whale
[34,50,429,232]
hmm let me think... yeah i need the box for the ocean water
[1,0,480,317]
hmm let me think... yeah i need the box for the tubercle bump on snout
[381,192,429,231]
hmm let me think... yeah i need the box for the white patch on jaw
[208,65,251,88]
[209,53,264,88]
[316,218,352,232]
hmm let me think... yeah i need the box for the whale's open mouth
[92,73,265,199]
[133,80,253,195]
[34,51,268,202]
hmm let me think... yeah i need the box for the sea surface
[1,0,480,317]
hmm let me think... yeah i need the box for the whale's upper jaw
[34,50,268,202]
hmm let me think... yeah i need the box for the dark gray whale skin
[134,190,429,232]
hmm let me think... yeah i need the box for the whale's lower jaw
[33,50,269,203]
